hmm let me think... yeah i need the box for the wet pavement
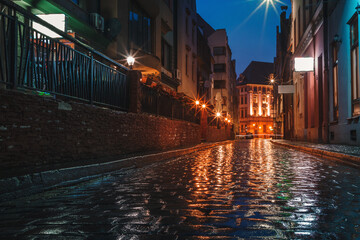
[1,139,360,239]
[273,139,360,157]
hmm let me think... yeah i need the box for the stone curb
[270,140,360,168]
[0,140,233,201]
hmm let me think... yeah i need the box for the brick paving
[1,139,360,239]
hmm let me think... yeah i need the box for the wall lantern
[127,56,135,69]
[294,57,314,72]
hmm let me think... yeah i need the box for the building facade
[237,61,274,137]
[327,0,360,145]
[291,0,329,143]
[283,0,360,145]
[274,7,293,139]
[208,29,235,120]
[174,0,198,99]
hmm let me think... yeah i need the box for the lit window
[349,14,360,116]
[332,42,339,121]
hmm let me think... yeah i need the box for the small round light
[195,100,200,105]
[228,120,231,123]
[225,118,228,121]
[253,124,255,126]
[216,112,221,117]
[127,56,135,68]
[202,104,206,109]
[270,78,275,83]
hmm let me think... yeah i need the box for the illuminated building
[237,61,274,138]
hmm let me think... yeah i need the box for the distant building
[237,61,274,137]
[208,29,235,120]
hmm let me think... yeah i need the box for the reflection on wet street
[1,139,360,239]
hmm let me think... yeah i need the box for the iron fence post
[11,15,18,89]
[90,55,94,105]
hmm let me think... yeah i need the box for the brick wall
[206,125,232,142]
[0,89,201,171]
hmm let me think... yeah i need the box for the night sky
[197,0,292,76]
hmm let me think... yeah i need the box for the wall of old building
[327,0,360,145]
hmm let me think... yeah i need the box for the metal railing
[140,84,200,124]
[0,0,129,110]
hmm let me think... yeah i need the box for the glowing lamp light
[33,14,65,38]
[202,104,206,109]
[270,78,275,84]
[216,112,221,117]
[253,124,255,126]
[127,56,135,69]
[228,120,231,123]
[259,126,262,129]
[195,100,200,105]
[225,118,228,121]
[294,57,314,72]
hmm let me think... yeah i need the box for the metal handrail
[1,0,128,72]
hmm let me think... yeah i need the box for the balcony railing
[140,85,200,124]
[0,0,129,110]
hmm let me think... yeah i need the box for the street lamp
[202,104,206,109]
[127,56,135,70]
[195,100,200,106]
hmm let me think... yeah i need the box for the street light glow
[216,112,221,117]
[202,104,206,109]
[127,56,135,69]
[195,100,200,105]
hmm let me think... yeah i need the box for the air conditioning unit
[174,69,181,80]
[90,13,104,32]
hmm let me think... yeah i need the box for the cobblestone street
[1,139,360,239]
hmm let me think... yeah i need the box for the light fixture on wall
[127,56,135,70]
[356,3,360,14]
[333,34,342,44]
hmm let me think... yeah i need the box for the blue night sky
[197,0,292,76]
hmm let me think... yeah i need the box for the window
[332,43,339,121]
[161,38,172,71]
[214,64,226,73]
[129,3,152,53]
[213,47,226,56]
[214,80,226,89]
[245,96,247,104]
[349,14,360,116]
[241,110,244,118]
[245,109,247,117]
[241,97,243,105]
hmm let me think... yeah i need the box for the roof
[237,61,274,86]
